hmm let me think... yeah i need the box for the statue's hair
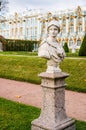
[47,25,60,33]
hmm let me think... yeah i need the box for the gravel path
[0,78,86,121]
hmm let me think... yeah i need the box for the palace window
[78,17,82,21]
[20,27,22,36]
[32,18,34,26]
[62,26,66,33]
[15,28,18,37]
[35,17,37,24]
[28,28,31,35]
[35,28,37,35]
[62,19,66,24]
[70,18,74,22]
[11,28,13,36]
[69,40,73,46]
[78,24,82,32]
[62,40,65,46]
[77,39,81,46]
[70,25,74,33]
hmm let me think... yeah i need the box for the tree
[79,34,86,56]
[0,0,8,16]
[63,42,69,52]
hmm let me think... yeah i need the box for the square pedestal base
[32,118,75,130]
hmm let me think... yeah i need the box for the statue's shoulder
[38,40,50,59]
[39,40,48,48]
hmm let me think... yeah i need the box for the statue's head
[47,19,60,33]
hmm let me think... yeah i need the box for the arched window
[77,39,81,46]
[20,27,23,36]
[70,25,74,33]
[78,24,82,32]
[69,39,73,47]
[62,26,66,33]
[62,40,65,46]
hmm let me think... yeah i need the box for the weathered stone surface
[32,118,75,130]
[0,42,3,51]
[31,72,76,130]
[32,120,75,130]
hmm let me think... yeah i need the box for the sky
[8,0,86,14]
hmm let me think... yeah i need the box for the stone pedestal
[0,42,3,51]
[31,72,76,130]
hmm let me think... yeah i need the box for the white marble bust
[38,19,66,73]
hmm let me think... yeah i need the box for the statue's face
[48,25,59,38]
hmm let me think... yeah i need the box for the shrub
[4,39,38,51]
[63,42,69,52]
[79,34,86,56]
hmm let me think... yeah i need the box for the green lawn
[0,55,86,92]
[0,55,46,84]
[0,98,86,130]
[0,51,37,56]
[61,59,86,92]
[0,98,40,130]
[0,51,86,57]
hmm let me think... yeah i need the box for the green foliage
[0,55,46,84]
[79,34,86,56]
[0,51,38,56]
[4,39,38,52]
[0,55,86,93]
[0,51,83,57]
[0,98,86,130]
[61,59,86,93]
[76,120,86,130]
[63,42,69,52]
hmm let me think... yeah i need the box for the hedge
[3,39,38,51]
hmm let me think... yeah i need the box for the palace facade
[0,6,86,49]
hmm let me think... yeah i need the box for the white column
[22,21,26,39]
[25,19,28,39]
[14,21,17,39]
[44,22,48,39]
[17,22,20,39]
[9,22,12,39]
[66,18,69,33]
[74,17,76,33]
[82,16,85,32]
[37,19,41,41]
[12,22,14,39]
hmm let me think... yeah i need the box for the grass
[0,51,38,56]
[0,97,40,130]
[0,97,86,130]
[61,59,86,92]
[0,55,46,84]
[0,55,86,92]
[0,51,86,57]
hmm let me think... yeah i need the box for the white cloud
[8,0,86,14]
